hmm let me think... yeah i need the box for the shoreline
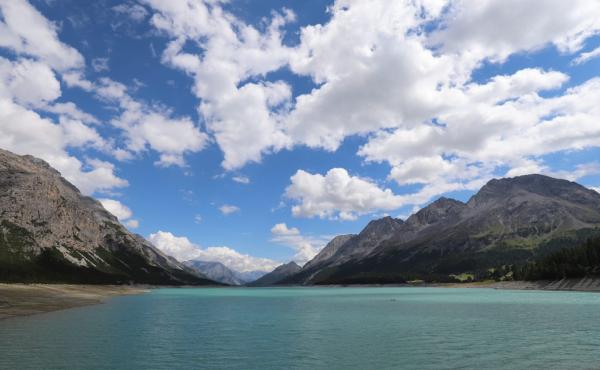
[276,277,600,292]
[2,278,599,320]
[449,278,600,292]
[0,284,149,320]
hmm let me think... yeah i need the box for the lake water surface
[1,287,599,370]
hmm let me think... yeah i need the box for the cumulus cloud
[0,0,84,71]
[148,231,280,272]
[219,204,240,215]
[89,77,210,167]
[0,1,129,195]
[98,198,133,220]
[98,198,139,229]
[142,0,600,177]
[0,96,127,194]
[138,0,600,218]
[0,0,208,192]
[0,58,61,107]
[270,223,329,265]
[142,0,294,169]
[430,0,600,60]
[42,102,99,125]
[285,168,406,220]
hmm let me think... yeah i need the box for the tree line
[512,236,600,280]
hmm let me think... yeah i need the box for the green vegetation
[450,273,475,282]
[513,236,600,280]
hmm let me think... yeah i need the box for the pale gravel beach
[0,284,148,320]
[442,278,600,292]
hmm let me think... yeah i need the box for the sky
[2,0,600,273]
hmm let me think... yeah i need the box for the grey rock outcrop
[0,148,216,285]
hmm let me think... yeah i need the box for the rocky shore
[443,278,600,292]
[0,284,148,320]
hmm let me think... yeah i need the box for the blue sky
[2,0,600,272]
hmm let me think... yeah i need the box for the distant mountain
[184,260,245,285]
[184,260,270,285]
[248,261,301,286]
[282,174,600,285]
[0,148,216,285]
[235,270,268,282]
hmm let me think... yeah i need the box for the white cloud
[270,223,329,265]
[194,214,202,224]
[141,0,600,196]
[285,168,406,220]
[143,0,294,169]
[98,198,133,220]
[589,186,600,194]
[572,46,600,65]
[93,77,209,167]
[98,198,139,229]
[0,2,128,196]
[113,2,149,22]
[0,0,84,71]
[148,231,280,272]
[4,0,600,222]
[0,58,61,107]
[42,102,99,125]
[219,204,240,215]
[430,0,600,60]
[232,175,250,184]
[0,97,127,195]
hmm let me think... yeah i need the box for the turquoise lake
[1,287,600,369]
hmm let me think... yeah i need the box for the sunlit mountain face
[2,0,600,273]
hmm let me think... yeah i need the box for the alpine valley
[2,148,600,287]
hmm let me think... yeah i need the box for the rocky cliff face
[248,261,301,286]
[302,234,355,271]
[0,148,215,285]
[282,217,404,284]
[285,174,600,285]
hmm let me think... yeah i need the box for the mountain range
[3,148,600,287]
[0,149,216,285]
[274,174,600,285]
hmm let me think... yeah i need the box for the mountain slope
[288,174,600,284]
[184,260,244,285]
[282,217,404,284]
[0,148,216,285]
[248,261,301,286]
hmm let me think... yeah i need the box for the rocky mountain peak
[361,216,404,236]
[406,197,466,228]
[303,234,355,270]
[278,261,301,272]
[468,174,600,208]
